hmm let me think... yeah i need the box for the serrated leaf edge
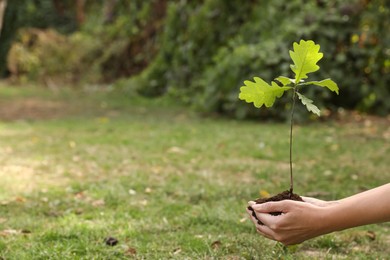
[296,92,321,116]
[301,79,339,95]
[238,77,292,108]
[289,40,323,83]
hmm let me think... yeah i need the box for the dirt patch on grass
[334,110,390,125]
[297,249,347,259]
[0,159,69,199]
[0,98,74,121]
[333,110,390,139]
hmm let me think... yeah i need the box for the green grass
[0,83,389,259]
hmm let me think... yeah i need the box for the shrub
[135,0,390,118]
[7,28,101,86]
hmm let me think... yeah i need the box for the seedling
[239,40,339,220]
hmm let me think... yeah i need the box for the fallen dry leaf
[139,200,148,206]
[151,166,162,174]
[0,229,19,236]
[69,141,76,148]
[92,199,105,207]
[15,197,26,203]
[96,117,110,124]
[211,240,222,250]
[330,144,339,151]
[366,230,376,241]
[259,190,270,198]
[172,247,181,255]
[74,208,83,215]
[0,200,10,205]
[239,217,247,223]
[125,247,137,256]
[74,191,86,200]
[167,146,186,154]
[0,229,31,236]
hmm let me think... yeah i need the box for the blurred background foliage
[0,0,389,119]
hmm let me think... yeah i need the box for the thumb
[251,201,293,213]
[247,201,256,206]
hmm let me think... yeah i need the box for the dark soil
[248,190,303,225]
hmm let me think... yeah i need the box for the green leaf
[296,92,320,116]
[303,79,339,95]
[275,76,295,86]
[239,77,291,108]
[289,40,323,83]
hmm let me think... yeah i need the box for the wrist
[317,203,343,235]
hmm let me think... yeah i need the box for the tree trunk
[0,0,23,77]
[0,0,7,37]
[76,0,86,26]
[52,0,65,17]
[103,0,118,24]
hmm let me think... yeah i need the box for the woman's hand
[246,199,331,245]
[247,184,390,245]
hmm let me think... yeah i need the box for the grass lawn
[0,83,389,259]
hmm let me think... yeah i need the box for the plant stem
[289,85,297,197]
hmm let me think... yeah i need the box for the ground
[0,83,389,259]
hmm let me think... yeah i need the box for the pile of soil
[248,190,303,225]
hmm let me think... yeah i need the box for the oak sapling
[238,40,339,224]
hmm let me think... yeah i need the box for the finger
[256,212,283,227]
[301,196,320,203]
[246,207,261,226]
[247,201,256,213]
[247,206,265,225]
[301,196,328,207]
[300,196,314,201]
[256,223,276,240]
[256,228,272,240]
[251,201,287,213]
[247,201,256,206]
[251,200,295,213]
[246,207,256,220]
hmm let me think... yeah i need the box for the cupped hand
[246,199,331,245]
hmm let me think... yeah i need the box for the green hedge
[136,0,390,118]
[2,0,389,117]
[3,0,156,85]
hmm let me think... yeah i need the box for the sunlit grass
[0,84,389,258]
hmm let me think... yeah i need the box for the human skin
[246,183,390,245]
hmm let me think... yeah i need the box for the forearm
[322,183,390,233]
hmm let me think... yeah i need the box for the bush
[5,0,164,86]
[135,0,390,118]
[137,0,252,97]
[7,28,101,86]
[3,0,389,117]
